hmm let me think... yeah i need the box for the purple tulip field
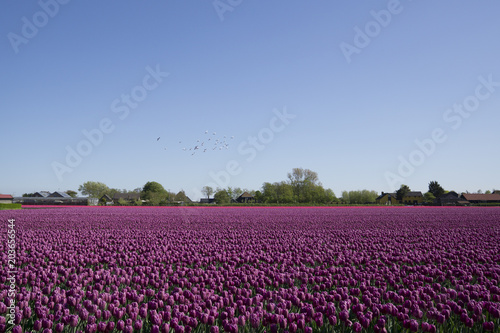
[1,206,500,333]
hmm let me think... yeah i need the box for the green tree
[342,190,378,204]
[254,190,263,203]
[66,190,78,198]
[261,182,278,203]
[287,168,319,202]
[485,190,492,194]
[79,181,110,198]
[108,188,120,199]
[141,181,168,206]
[341,191,350,204]
[428,181,445,198]
[423,192,436,205]
[396,184,411,201]
[275,181,295,204]
[324,189,338,204]
[117,198,128,206]
[201,186,214,199]
[214,189,231,204]
[22,193,35,197]
[232,187,243,200]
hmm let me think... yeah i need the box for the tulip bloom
[483,322,495,331]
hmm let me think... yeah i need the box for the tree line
[74,168,387,205]
[55,170,496,206]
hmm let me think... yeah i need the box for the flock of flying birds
[156,130,234,156]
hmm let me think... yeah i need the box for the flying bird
[157,137,160,141]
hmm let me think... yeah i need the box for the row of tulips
[0,206,499,332]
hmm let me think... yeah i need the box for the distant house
[460,193,500,204]
[100,194,114,205]
[438,191,460,206]
[113,192,141,204]
[402,192,424,205]
[200,198,216,204]
[49,191,71,198]
[376,192,399,205]
[0,194,13,204]
[236,192,255,203]
[33,191,51,197]
[14,194,89,205]
[173,191,192,205]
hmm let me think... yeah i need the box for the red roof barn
[0,194,13,204]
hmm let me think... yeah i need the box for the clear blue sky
[1,1,499,200]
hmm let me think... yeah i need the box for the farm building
[33,191,51,197]
[402,192,424,205]
[14,196,90,205]
[236,192,255,203]
[14,191,91,205]
[460,193,500,204]
[0,194,13,204]
[437,191,461,206]
[100,194,114,205]
[49,191,72,198]
[375,192,399,205]
[112,192,141,204]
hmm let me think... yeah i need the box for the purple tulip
[116,320,125,331]
[106,321,115,332]
[97,322,107,332]
[483,322,495,331]
[34,319,43,331]
[133,319,143,330]
[42,319,53,329]
[409,319,419,332]
[465,317,474,328]
[161,323,170,333]
[339,310,349,322]
[55,323,64,333]
[85,323,97,333]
